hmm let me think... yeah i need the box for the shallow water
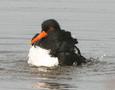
[0,0,115,90]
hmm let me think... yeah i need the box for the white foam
[28,46,59,67]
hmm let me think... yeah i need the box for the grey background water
[0,0,115,90]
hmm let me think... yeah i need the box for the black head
[41,19,61,32]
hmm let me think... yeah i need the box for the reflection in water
[30,59,99,90]
[30,59,98,90]
[29,66,77,90]
[33,82,74,90]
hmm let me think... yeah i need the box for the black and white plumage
[28,30,86,67]
[28,19,86,67]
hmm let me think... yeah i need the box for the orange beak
[31,31,47,44]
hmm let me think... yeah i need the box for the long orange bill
[31,31,47,44]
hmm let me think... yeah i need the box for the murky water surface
[0,0,115,90]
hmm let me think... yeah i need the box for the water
[0,0,115,90]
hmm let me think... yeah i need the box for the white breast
[28,46,59,67]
